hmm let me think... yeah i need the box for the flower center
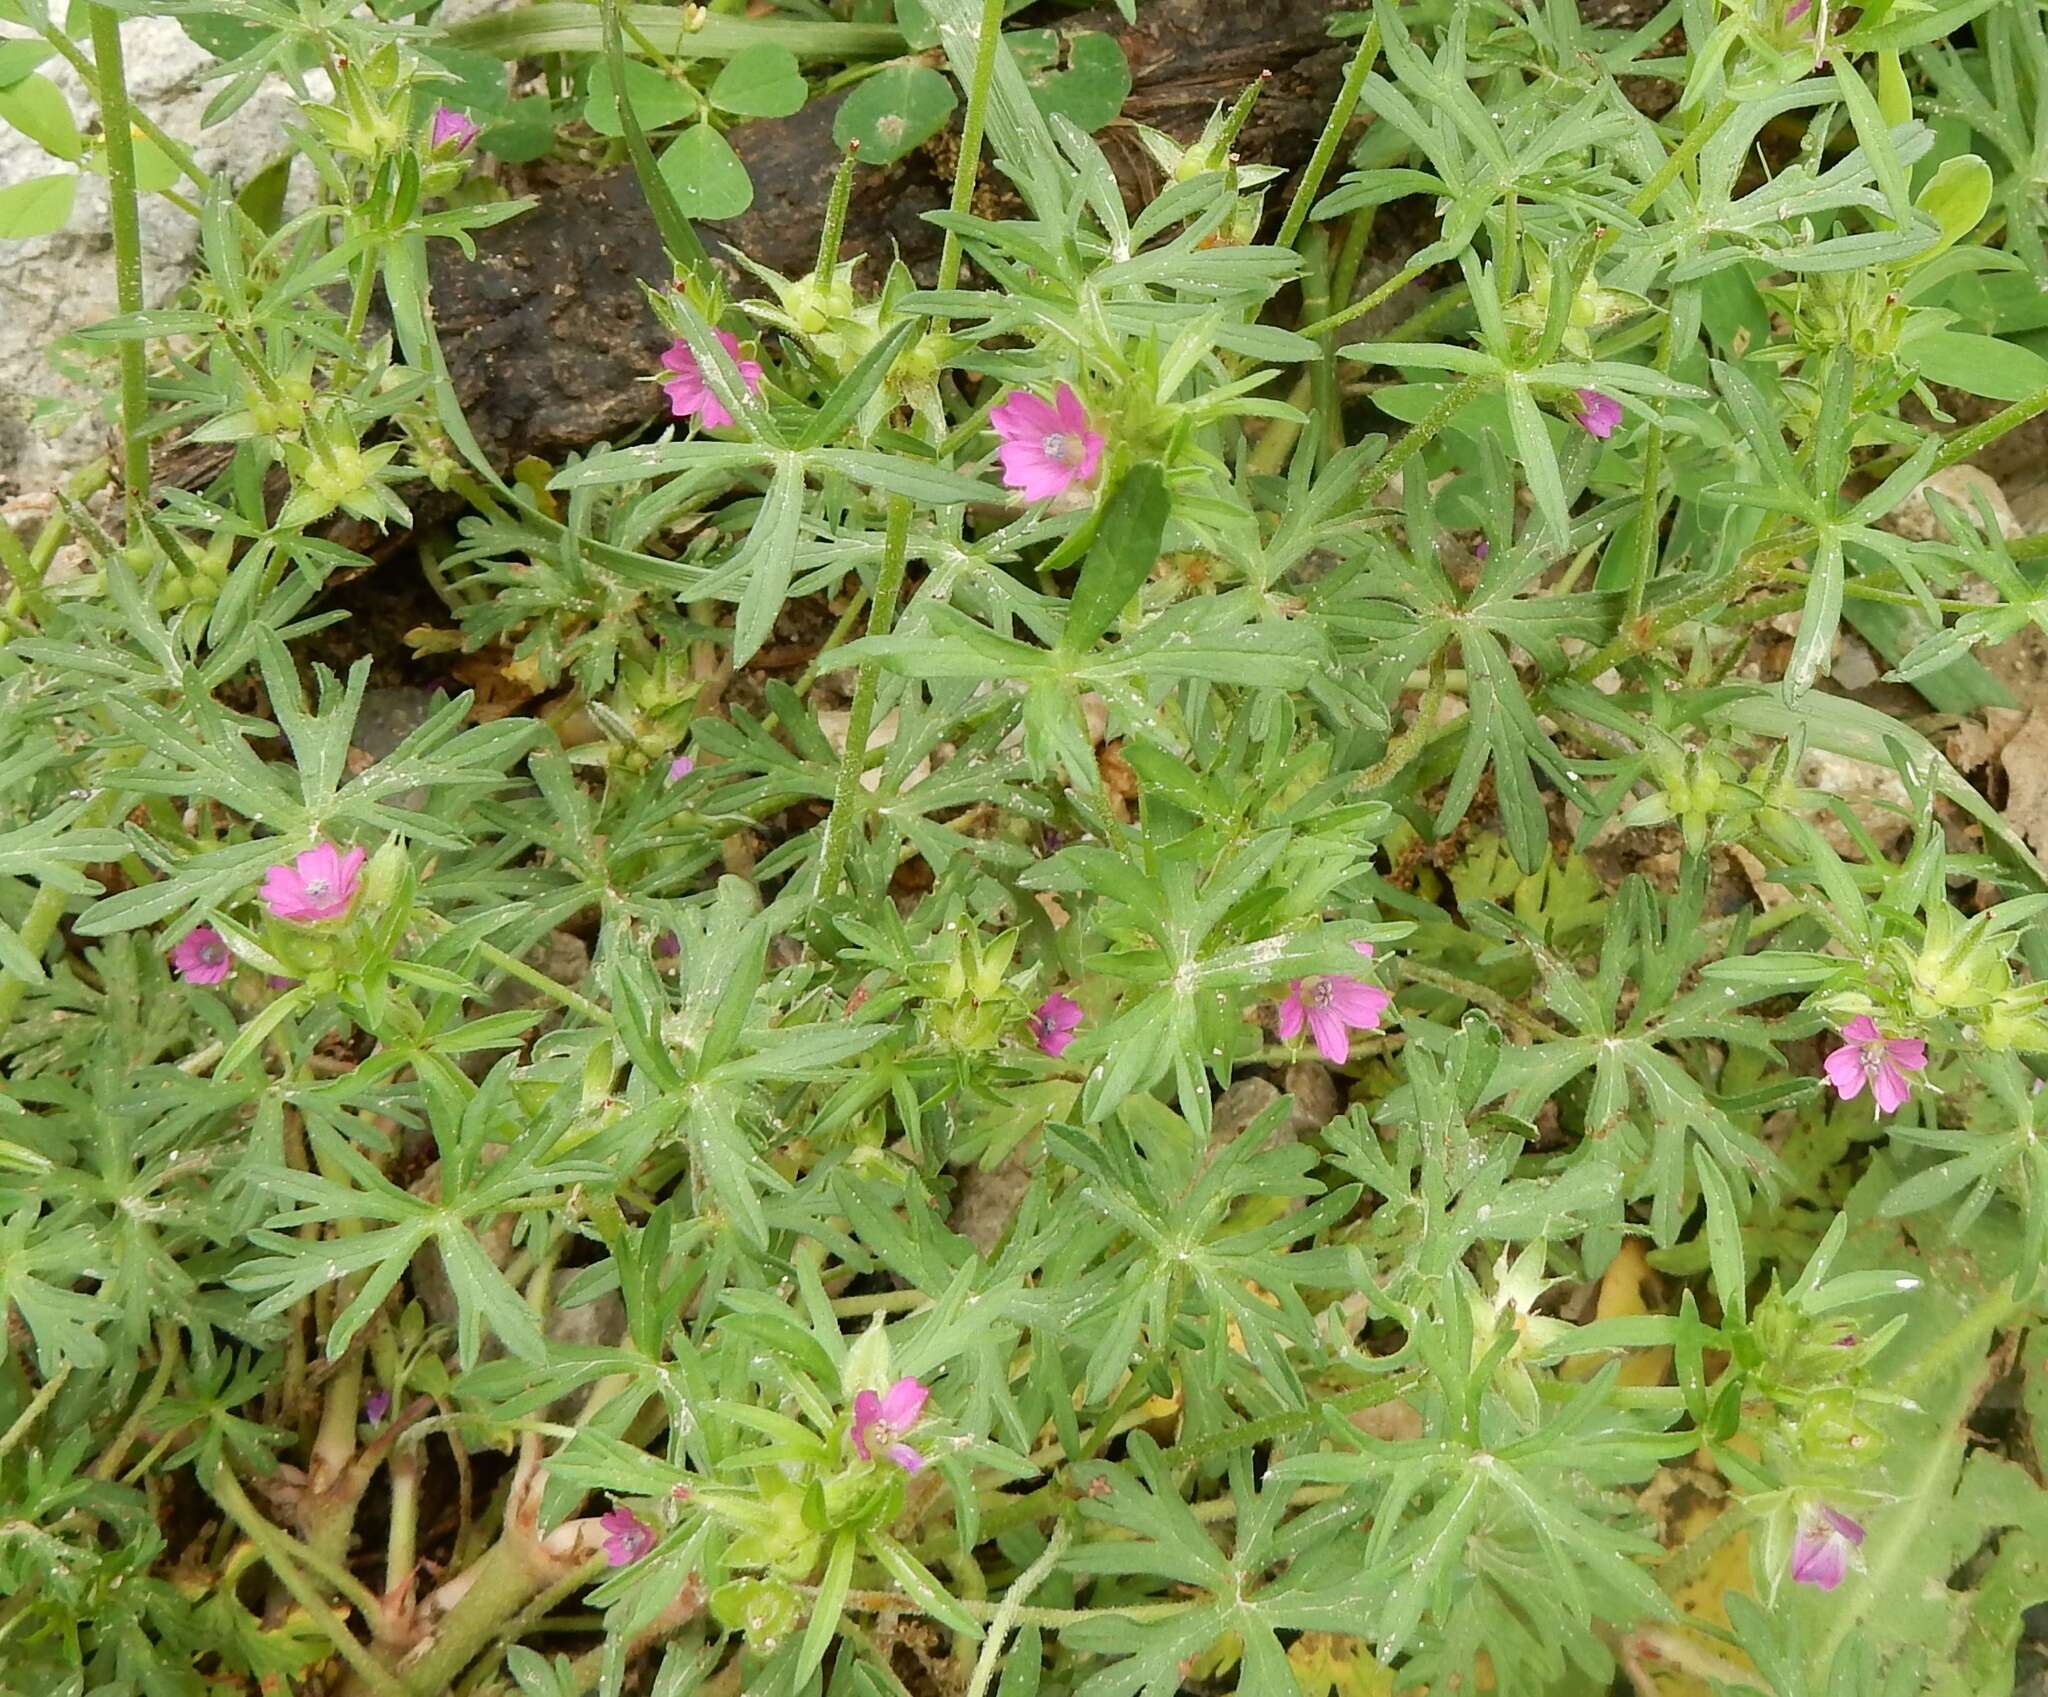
[200,943,226,964]
[304,877,329,899]
[1305,978,1336,1009]
[1042,431,1086,467]
[867,1418,897,1450]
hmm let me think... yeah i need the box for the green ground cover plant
[8,0,2048,1691]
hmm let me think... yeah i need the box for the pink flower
[1789,1505,1864,1591]
[1821,1015,1926,1115]
[169,925,233,985]
[430,105,478,151]
[851,1375,929,1472]
[1573,388,1623,439]
[660,332,763,428]
[1277,941,1392,1067]
[989,384,1104,503]
[1030,993,1083,1058]
[599,1505,654,1567]
[364,1390,391,1425]
[1472,538,1489,561]
[1785,0,1811,19]
[259,842,366,924]
[668,754,695,781]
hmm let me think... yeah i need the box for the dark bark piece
[427,0,1358,470]
[159,0,1675,499]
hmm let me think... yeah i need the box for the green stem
[1301,227,1342,457]
[815,495,913,898]
[1397,958,1563,1041]
[340,256,381,374]
[1625,306,1682,624]
[1931,379,2048,473]
[86,4,150,514]
[472,938,614,1026]
[33,18,206,192]
[388,1537,552,1697]
[91,1325,181,1480]
[385,1442,422,1608]
[1361,650,1447,790]
[211,1464,411,1697]
[0,883,74,1030]
[1275,20,1380,252]
[816,142,860,277]
[792,582,870,698]
[936,0,1005,295]
[0,1364,70,1465]
[836,1586,1194,1628]
[963,1519,1073,1697]
[1618,96,1736,227]
[1300,251,1433,342]
[1356,374,1486,508]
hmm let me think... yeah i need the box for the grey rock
[1279,1062,1344,1133]
[0,18,322,497]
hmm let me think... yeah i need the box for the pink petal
[1032,994,1082,1056]
[884,1443,923,1473]
[1276,987,1307,1043]
[1884,1037,1926,1073]
[1870,1059,1911,1114]
[1790,1532,1845,1590]
[1051,383,1091,436]
[1323,977,1391,1030]
[1824,1509,1865,1546]
[1573,388,1622,439]
[997,439,1075,502]
[1306,1005,1350,1067]
[1352,941,1375,961]
[430,105,477,150]
[989,391,1061,443]
[879,1376,929,1429]
[170,926,233,985]
[850,1388,882,1459]
[1840,1015,1881,1043]
[1821,1045,1866,1100]
[1071,431,1105,485]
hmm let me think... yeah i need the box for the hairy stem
[815,493,913,898]
[963,1518,1073,1697]
[1276,20,1381,251]
[935,0,1005,295]
[86,5,150,514]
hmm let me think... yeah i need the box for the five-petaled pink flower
[430,105,478,151]
[660,332,763,428]
[851,1375,930,1472]
[364,1390,391,1425]
[170,925,233,985]
[1822,1015,1926,1115]
[1030,993,1083,1058]
[669,754,695,781]
[599,1505,654,1567]
[1277,941,1392,1067]
[1573,388,1623,439]
[1789,1505,1864,1591]
[259,842,366,924]
[989,384,1104,503]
